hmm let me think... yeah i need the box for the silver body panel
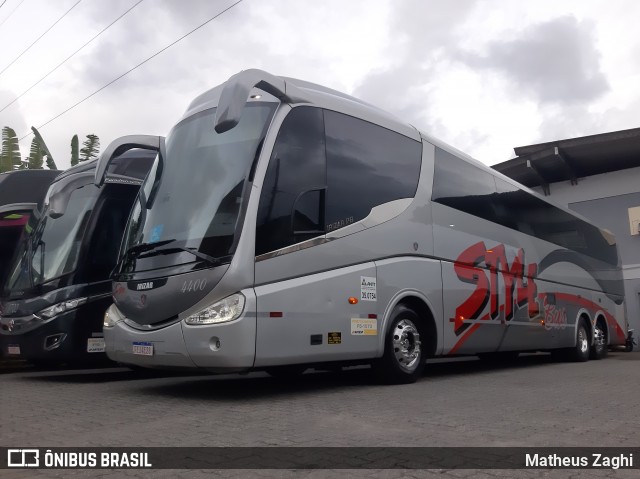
[104,70,627,371]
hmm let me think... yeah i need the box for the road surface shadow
[15,352,631,390]
[18,366,207,383]
[134,353,579,401]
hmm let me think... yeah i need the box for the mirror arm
[214,69,306,134]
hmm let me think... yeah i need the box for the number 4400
[181,279,207,293]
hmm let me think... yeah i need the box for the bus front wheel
[374,306,426,384]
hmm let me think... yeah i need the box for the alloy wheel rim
[594,325,606,352]
[392,319,421,372]
[579,328,589,354]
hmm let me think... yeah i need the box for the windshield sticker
[149,224,164,243]
[351,318,377,336]
[360,276,377,302]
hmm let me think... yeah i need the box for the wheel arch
[378,290,439,358]
[575,308,592,345]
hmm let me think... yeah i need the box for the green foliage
[31,126,57,170]
[0,126,22,173]
[70,134,79,166]
[28,137,45,169]
[80,134,100,162]
[0,126,102,173]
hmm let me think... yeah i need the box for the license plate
[7,344,20,355]
[132,342,153,356]
[87,338,106,353]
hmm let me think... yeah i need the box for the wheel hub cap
[579,329,588,353]
[594,326,605,350]
[392,319,421,372]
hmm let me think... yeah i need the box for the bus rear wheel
[374,306,425,384]
[567,320,590,362]
[589,320,608,360]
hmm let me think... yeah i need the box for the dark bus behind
[0,170,60,291]
[0,150,155,365]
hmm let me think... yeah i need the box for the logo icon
[7,449,40,467]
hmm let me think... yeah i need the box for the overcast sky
[0,0,639,171]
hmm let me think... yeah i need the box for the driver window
[255,107,326,256]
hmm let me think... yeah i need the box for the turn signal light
[348,297,358,304]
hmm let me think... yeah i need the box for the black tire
[266,365,307,380]
[589,320,608,360]
[567,320,590,362]
[373,306,426,384]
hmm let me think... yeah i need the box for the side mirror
[47,176,93,219]
[94,135,161,187]
[214,69,304,134]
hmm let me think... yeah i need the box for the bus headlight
[38,298,88,320]
[184,293,245,325]
[103,305,124,328]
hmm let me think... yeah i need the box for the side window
[324,110,422,231]
[432,147,498,222]
[493,177,618,265]
[255,107,326,256]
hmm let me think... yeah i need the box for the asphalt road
[1,352,638,479]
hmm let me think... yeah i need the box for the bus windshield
[5,184,99,293]
[120,102,277,273]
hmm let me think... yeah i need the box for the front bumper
[104,292,257,372]
[0,309,103,361]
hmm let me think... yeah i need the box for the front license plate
[87,338,106,353]
[7,344,20,355]
[132,342,153,356]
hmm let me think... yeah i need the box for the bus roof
[53,149,156,184]
[0,169,60,207]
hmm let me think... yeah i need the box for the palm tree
[31,126,57,170]
[27,137,45,169]
[70,134,79,166]
[80,134,100,162]
[0,126,22,172]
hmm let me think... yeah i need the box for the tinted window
[493,178,617,265]
[433,149,618,266]
[324,110,422,230]
[432,148,498,223]
[256,107,326,255]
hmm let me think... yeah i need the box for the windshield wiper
[125,239,177,257]
[114,239,176,274]
[137,247,226,268]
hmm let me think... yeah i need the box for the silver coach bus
[99,69,628,383]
